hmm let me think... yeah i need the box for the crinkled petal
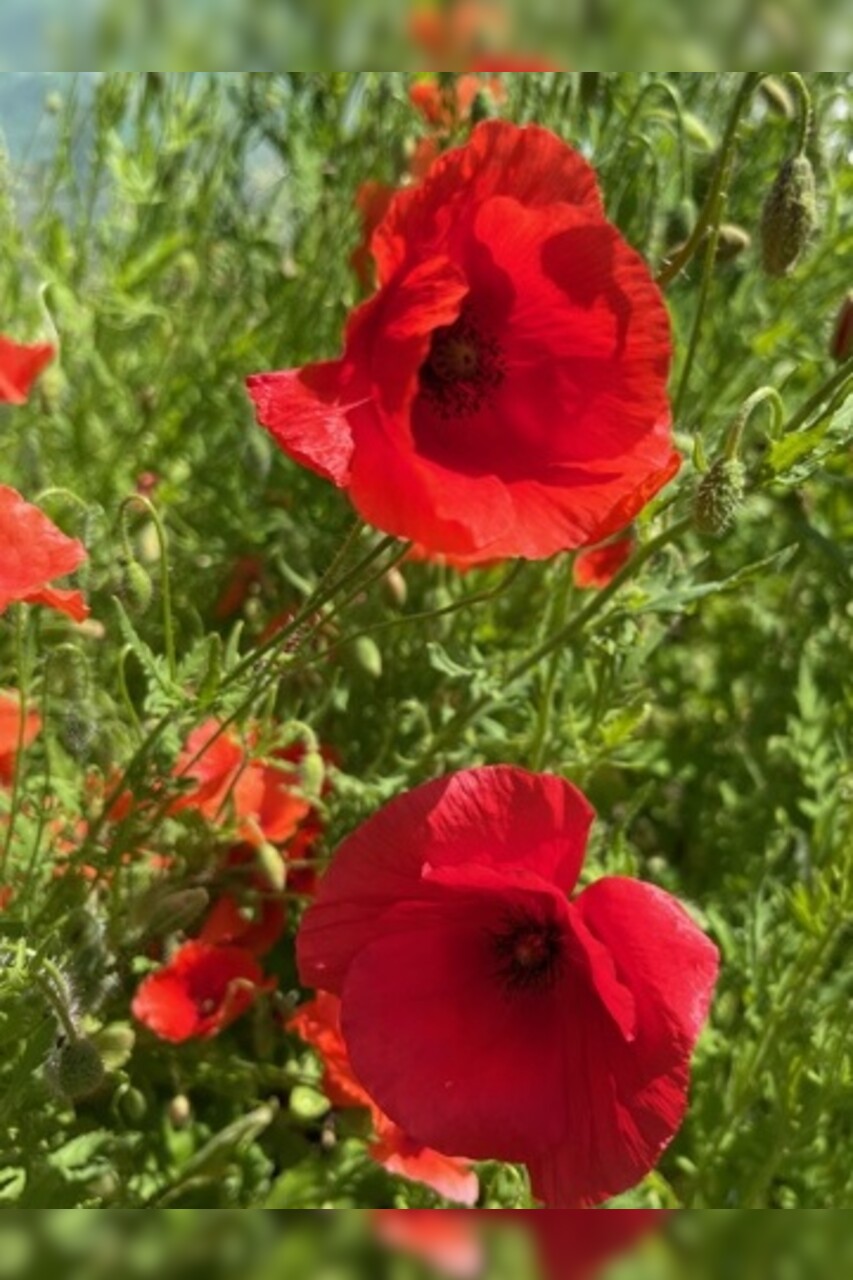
[298,767,594,994]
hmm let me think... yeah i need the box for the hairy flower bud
[761,154,817,277]
[694,458,746,537]
[56,1037,106,1102]
[120,557,154,616]
[716,224,752,264]
[830,292,853,364]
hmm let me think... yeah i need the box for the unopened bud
[115,1084,148,1124]
[761,153,817,277]
[759,77,795,118]
[299,750,326,801]
[120,557,153,616]
[716,224,752,264]
[348,636,383,680]
[56,1037,106,1102]
[694,458,746,537]
[256,842,286,893]
[382,567,408,609]
[135,888,210,939]
[168,1094,192,1129]
[830,292,853,364]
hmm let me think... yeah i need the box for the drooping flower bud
[830,292,853,364]
[716,224,752,264]
[761,153,817,277]
[56,1037,106,1102]
[119,556,154,616]
[694,458,746,537]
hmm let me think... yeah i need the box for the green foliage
[1,72,852,1209]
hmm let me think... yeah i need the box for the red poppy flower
[373,1212,484,1277]
[298,766,719,1208]
[0,334,54,405]
[469,59,563,71]
[573,530,635,589]
[248,122,676,564]
[199,893,286,957]
[289,992,479,1205]
[173,720,312,847]
[0,886,13,912]
[0,691,41,786]
[374,1210,669,1280]
[132,941,275,1042]
[0,486,89,621]
[409,75,504,132]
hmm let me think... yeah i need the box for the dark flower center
[420,306,506,419]
[493,912,565,995]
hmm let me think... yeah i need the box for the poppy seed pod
[761,153,817,277]
[694,458,746,537]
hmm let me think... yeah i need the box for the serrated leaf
[636,546,797,615]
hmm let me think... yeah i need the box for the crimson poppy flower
[298,766,718,1208]
[248,122,676,564]
[373,1210,668,1280]
[0,486,89,621]
[289,992,479,1205]
[132,941,276,1042]
[0,334,54,405]
[0,886,13,912]
[573,530,635,589]
[409,74,505,132]
[469,59,563,71]
[0,691,41,786]
[172,720,313,847]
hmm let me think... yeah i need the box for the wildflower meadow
[0,72,851,1215]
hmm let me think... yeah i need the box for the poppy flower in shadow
[290,991,479,1205]
[248,122,676,565]
[0,486,89,621]
[298,766,718,1207]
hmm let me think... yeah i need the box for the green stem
[420,518,691,771]
[782,73,813,153]
[658,73,761,290]
[725,387,786,458]
[0,608,30,880]
[120,496,177,683]
[777,364,853,438]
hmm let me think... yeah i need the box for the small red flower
[249,122,676,564]
[298,766,719,1208]
[0,486,89,620]
[0,691,41,786]
[132,941,275,1043]
[173,720,312,847]
[199,893,286,957]
[290,992,479,1205]
[373,1211,484,1277]
[0,886,13,912]
[469,59,563,71]
[0,334,54,405]
[573,530,635,589]
[373,1209,668,1280]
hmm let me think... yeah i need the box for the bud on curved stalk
[56,1036,106,1102]
[119,557,154,616]
[694,458,747,537]
[716,224,752,264]
[761,153,818,277]
[830,292,853,364]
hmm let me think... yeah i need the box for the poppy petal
[0,336,54,405]
[246,361,355,487]
[298,767,594,994]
